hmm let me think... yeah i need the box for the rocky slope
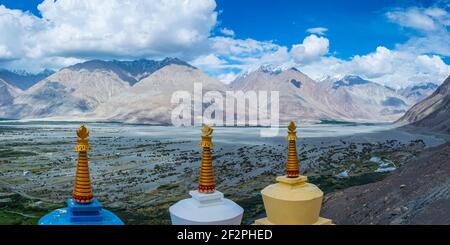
[231,66,344,122]
[232,68,414,122]
[321,142,450,224]
[93,64,229,124]
[397,75,450,134]
[399,82,439,104]
[12,68,131,118]
[0,79,21,107]
[319,75,410,121]
[0,79,23,118]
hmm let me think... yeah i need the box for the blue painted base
[38,198,124,225]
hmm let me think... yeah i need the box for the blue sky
[0,0,448,87]
[215,0,411,58]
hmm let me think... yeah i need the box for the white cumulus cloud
[415,54,450,76]
[0,6,41,61]
[0,0,218,70]
[349,46,397,78]
[0,45,13,59]
[392,6,450,58]
[299,48,450,88]
[210,36,286,69]
[290,34,329,64]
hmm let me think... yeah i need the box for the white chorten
[169,125,244,225]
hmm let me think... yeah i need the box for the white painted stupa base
[169,190,244,225]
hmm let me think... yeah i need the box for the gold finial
[199,124,213,148]
[77,125,89,139]
[287,121,297,141]
[198,125,216,193]
[202,124,213,137]
[285,121,300,178]
[73,125,94,203]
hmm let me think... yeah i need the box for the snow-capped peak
[331,75,370,89]
[257,64,284,74]
[235,64,298,81]
[318,74,345,83]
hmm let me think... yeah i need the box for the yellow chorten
[197,125,216,193]
[255,121,333,225]
[72,125,94,204]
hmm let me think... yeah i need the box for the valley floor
[0,122,446,224]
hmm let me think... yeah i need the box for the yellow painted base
[254,217,333,225]
[257,175,333,225]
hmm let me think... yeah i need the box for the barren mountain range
[0,58,443,124]
[322,75,450,224]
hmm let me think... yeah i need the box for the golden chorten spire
[197,125,216,193]
[72,125,94,203]
[285,121,300,178]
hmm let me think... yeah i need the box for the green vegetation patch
[0,191,61,225]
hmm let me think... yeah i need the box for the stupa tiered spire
[285,121,300,178]
[38,125,123,225]
[72,125,94,203]
[169,125,244,225]
[198,125,216,193]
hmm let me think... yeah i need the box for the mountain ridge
[397,75,450,133]
[67,57,195,85]
[399,82,439,104]
[319,75,411,121]
[0,69,54,90]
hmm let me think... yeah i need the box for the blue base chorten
[39,198,124,225]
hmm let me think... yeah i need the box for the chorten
[39,125,124,225]
[169,125,244,225]
[255,122,333,225]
